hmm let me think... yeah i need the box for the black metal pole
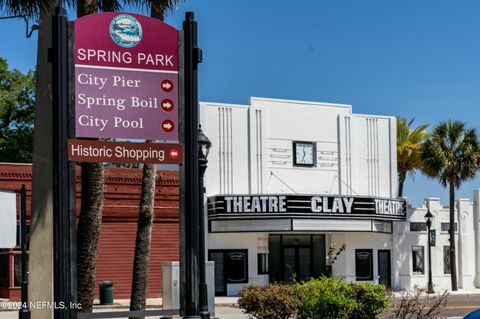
[183,11,202,319]
[52,6,73,319]
[427,222,434,294]
[19,184,30,319]
[198,143,210,319]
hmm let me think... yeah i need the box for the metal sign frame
[50,8,202,319]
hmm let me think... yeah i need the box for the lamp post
[425,209,435,294]
[183,11,202,319]
[198,126,211,319]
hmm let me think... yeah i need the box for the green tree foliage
[0,58,35,162]
[396,117,428,197]
[421,120,480,291]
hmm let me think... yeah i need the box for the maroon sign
[74,13,178,140]
[68,139,182,164]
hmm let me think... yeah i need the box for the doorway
[269,234,325,283]
[283,246,311,281]
[378,250,391,287]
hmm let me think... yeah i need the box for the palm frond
[397,117,429,182]
[421,120,480,189]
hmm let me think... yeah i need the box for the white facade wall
[201,97,480,294]
[201,103,250,195]
[201,97,397,197]
[329,232,393,283]
[394,197,476,291]
[208,233,269,296]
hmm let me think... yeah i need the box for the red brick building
[0,163,180,300]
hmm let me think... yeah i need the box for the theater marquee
[208,194,406,218]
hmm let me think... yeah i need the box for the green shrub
[238,278,391,319]
[238,284,296,319]
[350,282,391,319]
[293,277,356,319]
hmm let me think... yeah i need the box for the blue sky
[1,0,480,207]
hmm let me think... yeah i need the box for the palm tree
[2,0,176,312]
[421,120,480,291]
[128,2,179,317]
[397,118,428,197]
[0,0,59,315]
[75,0,122,313]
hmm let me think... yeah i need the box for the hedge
[238,277,390,319]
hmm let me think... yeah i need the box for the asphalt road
[380,293,480,318]
[434,295,480,318]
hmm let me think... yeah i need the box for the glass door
[282,246,311,282]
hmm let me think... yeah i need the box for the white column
[473,190,480,287]
[457,198,474,289]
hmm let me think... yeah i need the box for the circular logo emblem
[109,14,143,48]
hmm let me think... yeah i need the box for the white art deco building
[200,97,479,296]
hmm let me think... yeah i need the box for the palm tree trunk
[129,163,157,318]
[29,1,56,316]
[150,2,165,20]
[449,178,458,291]
[77,162,104,312]
[398,171,406,197]
[129,4,166,314]
[76,0,104,313]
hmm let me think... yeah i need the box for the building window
[355,249,373,281]
[258,253,268,275]
[443,246,451,274]
[225,251,248,283]
[410,222,427,232]
[412,246,425,275]
[441,223,458,232]
[209,249,249,296]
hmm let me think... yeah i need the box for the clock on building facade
[293,141,316,166]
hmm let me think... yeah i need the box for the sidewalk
[92,297,239,309]
[0,298,247,319]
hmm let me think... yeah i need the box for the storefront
[200,97,480,295]
[206,193,406,295]
[200,97,406,295]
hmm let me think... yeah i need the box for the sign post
[52,6,75,319]
[182,12,202,319]
[50,8,200,319]
[71,9,188,319]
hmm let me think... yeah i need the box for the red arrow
[161,120,175,132]
[169,149,179,159]
[161,99,174,112]
[161,80,174,92]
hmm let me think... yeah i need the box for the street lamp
[198,125,211,319]
[425,209,435,294]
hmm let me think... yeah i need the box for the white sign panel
[0,190,17,248]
